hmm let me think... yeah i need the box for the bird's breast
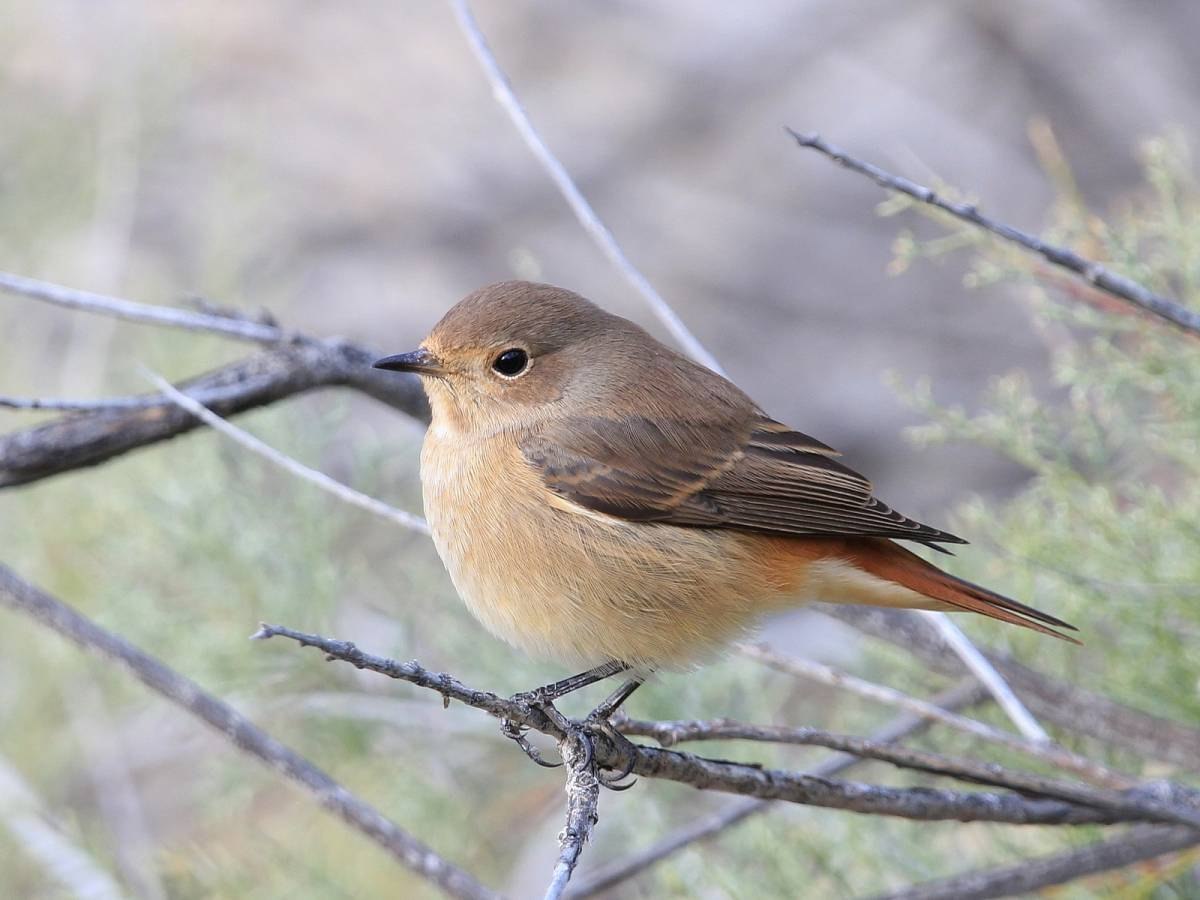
[419,426,821,668]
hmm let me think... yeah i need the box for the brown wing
[520,412,966,546]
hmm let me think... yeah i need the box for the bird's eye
[491,348,529,377]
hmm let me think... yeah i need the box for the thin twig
[143,369,430,534]
[826,605,1200,771]
[739,643,1130,788]
[2,394,166,411]
[566,681,987,898]
[0,566,501,900]
[0,385,255,412]
[544,734,600,900]
[0,270,288,344]
[0,753,127,900]
[919,610,1049,743]
[872,825,1200,900]
[254,624,1186,828]
[786,129,1200,337]
[445,0,724,375]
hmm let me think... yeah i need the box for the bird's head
[374,281,647,434]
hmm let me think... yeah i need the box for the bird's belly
[421,433,806,668]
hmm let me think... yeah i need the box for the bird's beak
[372,348,446,376]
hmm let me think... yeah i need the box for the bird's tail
[829,540,1079,643]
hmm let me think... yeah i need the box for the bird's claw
[582,713,639,791]
[502,691,639,790]
[500,717,561,768]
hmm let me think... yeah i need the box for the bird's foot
[581,711,639,791]
[502,692,639,789]
[499,715,561,768]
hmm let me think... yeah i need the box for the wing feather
[521,412,965,545]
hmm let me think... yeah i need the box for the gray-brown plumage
[375,281,1075,669]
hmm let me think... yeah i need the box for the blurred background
[3,1,1199,897]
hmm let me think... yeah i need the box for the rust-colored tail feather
[850,541,1079,643]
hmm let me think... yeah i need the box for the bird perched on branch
[374,281,1074,718]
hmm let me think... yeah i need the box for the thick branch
[0,340,429,489]
[872,825,1200,900]
[786,129,1200,338]
[0,566,500,900]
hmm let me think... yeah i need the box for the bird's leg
[583,677,645,790]
[511,659,629,705]
[587,676,644,722]
[502,660,629,767]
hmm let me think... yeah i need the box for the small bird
[375,281,1074,702]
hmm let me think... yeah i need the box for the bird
[374,280,1075,713]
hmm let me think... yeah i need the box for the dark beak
[373,348,445,376]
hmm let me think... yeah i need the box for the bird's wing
[519,412,966,545]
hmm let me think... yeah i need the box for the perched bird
[375,281,1074,700]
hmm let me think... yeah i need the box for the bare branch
[0,566,501,900]
[544,735,600,900]
[253,623,1183,828]
[919,610,1048,743]
[0,339,429,489]
[0,384,271,412]
[872,825,1200,900]
[0,270,289,344]
[740,643,1131,788]
[445,0,725,376]
[145,370,430,534]
[616,716,1200,829]
[568,682,987,898]
[827,605,1200,770]
[786,130,1200,337]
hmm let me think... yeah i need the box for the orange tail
[846,540,1079,643]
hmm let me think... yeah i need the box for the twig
[0,338,429,489]
[254,624,1181,828]
[616,716,1200,829]
[0,753,127,900]
[144,369,430,534]
[544,734,600,900]
[0,385,256,412]
[0,270,288,344]
[0,566,501,900]
[445,0,725,376]
[785,129,1200,338]
[739,643,1130,788]
[566,681,987,898]
[918,611,1049,743]
[872,825,1200,900]
[826,606,1200,771]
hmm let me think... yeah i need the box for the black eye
[491,348,529,377]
